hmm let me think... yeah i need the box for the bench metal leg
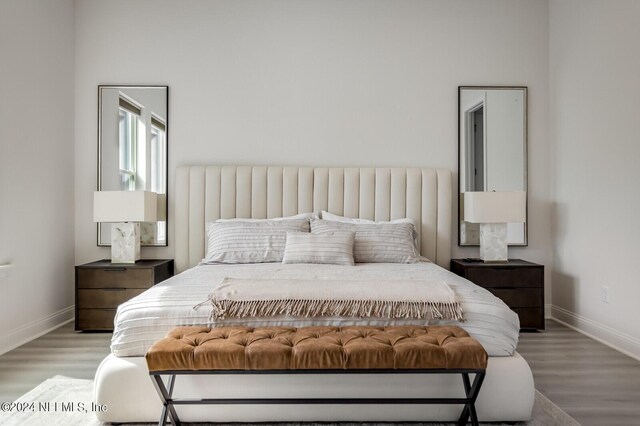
[148,369,485,425]
[458,372,485,426]
[458,373,471,424]
[151,374,181,426]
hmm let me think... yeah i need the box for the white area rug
[0,376,580,426]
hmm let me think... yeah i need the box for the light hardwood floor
[518,321,640,426]
[0,322,110,403]
[0,320,639,425]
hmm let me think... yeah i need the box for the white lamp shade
[94,191,158,223]
[464,191,526,224]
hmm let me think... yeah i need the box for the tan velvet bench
[145,325,488,426]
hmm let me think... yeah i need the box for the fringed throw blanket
[195,278,464,321]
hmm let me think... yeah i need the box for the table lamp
[463,191,526,262]
[94,191,158,263]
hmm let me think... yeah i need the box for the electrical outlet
[601,286,610,303]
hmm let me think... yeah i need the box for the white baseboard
[550,305,640,362]
[0,306,74,356]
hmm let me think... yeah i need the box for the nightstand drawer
[451,259,545,330]
[486,288,542,308]
[76,308,116,330]
[77,268,154,289]
[75,259,174,332]
[512,307,545,329]
[77,288,146,309]
[465,267,542,288]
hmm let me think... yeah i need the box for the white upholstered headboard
[175,166,451,272]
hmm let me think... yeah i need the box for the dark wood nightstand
[75,259,174,331]
[450,259,544,330]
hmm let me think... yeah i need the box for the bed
[93,165,535,423]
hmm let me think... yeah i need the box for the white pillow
[282,232,355,265]
[203,219,310,264]
[320,211,419,251]
[310,218,419,264]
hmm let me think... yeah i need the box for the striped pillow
[310,219,419,264]
[320,211,420,251]
[282,232,355,265]
[203,219,310,264]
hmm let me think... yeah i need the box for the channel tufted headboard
[175,166,451,272]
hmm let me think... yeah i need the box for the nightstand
[450,259,544,330]
[75,259,174,331]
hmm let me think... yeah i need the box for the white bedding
[111,260,520,357]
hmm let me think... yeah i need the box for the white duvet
[111,260,520,357]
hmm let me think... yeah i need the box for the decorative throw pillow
[320,211,420,251]
[310,219,419,264]
[282,232,355,265]
[203,219,310,264]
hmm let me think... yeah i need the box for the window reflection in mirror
[118,99,139,191]
[98,86,168,246]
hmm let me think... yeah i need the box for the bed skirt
[93,352,534,423]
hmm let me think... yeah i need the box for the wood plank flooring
[0,322,110,403]
[0,319,639,425]
[517,321,640,426]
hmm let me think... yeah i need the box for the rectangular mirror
[98,85,168,246]
[458,86,527,246]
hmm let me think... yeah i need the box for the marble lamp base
[479,223,508,262]
[111,222,140,264]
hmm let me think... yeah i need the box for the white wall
[75,0,552,299]
[0,0,75,353]
[549,0,640,358]
[485,90,525,193]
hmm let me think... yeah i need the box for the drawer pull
[103,268,126,272]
